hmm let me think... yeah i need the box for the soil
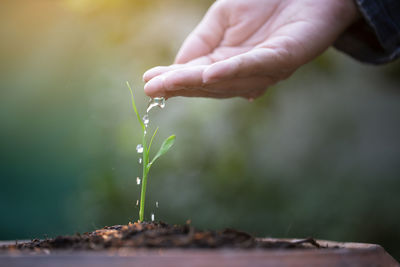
[1,221,322,252]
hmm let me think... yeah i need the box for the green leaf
[148,127,159,152]
[150,135,175,166]
[126,81,145,131]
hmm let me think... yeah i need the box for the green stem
[139,130,148,222]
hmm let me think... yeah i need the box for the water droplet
[136,177,141,185]
[136,144,143,154]
[147,97,165,113]
[142,114,149,128]
[156,201,159,208]
[136,200,139,206]
[138,157,142,164]
[151,213,155,222]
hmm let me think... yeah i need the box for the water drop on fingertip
[156,98,165,109]
[147,97,166,113]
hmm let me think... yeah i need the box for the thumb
[174,1,226,64]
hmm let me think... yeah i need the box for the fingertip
[143,69,155,83]
[142,72,148,82]
[144,75,166,98]
[145,64,189,82]
[143,66,162,82]
[143,66,172,82]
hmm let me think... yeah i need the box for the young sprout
[127,82,175,222]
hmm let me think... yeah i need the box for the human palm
[143,0,358,99]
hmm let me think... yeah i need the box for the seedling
[127,82,175,222]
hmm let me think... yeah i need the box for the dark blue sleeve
[334,0,400,64]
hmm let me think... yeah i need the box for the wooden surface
[1,239,399,267]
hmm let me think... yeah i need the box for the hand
[143,0,359,99]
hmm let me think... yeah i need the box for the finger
[143,56,214,83]
[143,44,253,85]
[143,64,184,82]
[144,65,207,97]
[164,76,272,99]
[203,48,292,84]
[174,1,226,64]
[144,56,276,99]
[143,54,217,83]
[143,58,212,83]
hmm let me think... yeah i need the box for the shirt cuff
[334,0,400,64]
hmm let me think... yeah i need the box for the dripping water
[142,114,149,128]
[146,97,165,113]
[136,144,143,154]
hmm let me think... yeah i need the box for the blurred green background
[1,0,400,260]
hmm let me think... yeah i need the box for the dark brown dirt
[1,221,322,251]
